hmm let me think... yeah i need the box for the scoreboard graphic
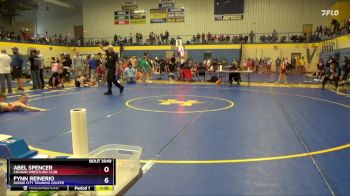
[7,159,115,191]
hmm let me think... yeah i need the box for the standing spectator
[275,57,281,72]
[28,50,42,90]
[88,55,98,82]
[165,30,169,44]
[96,62,106,84]
[207,32,212,43]
[272,29,278,42]
[316,58,325,80]
[340,56,350,83]
[290,56,297,71]
[201,33,206,44]
[10,47,24,91]
[72,50,84,78]
[299,56,306,73]
[249,30,254,43]
[266,58,272,73]
[0,49,12,94]
[62,53,72,68]
[37,50,45,89]
[275,58,288,84]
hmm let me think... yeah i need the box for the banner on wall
[122,0,137,5]
[122,0,138,11]
[167,7,184,22]
[114,11,130,25]
[159,0,175,8]
[214,15,243,21]
[150,8,167,23]
[122,5,138,11]
[130,10,146,24]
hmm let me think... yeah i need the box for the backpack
[211,75,218,82]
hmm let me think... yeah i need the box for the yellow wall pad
[124,45,172,51]
[185,44,241,50]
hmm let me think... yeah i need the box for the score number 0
[104,166,110,184]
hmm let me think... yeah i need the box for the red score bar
[8,159,115,176]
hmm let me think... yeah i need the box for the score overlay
[7,159,115,191]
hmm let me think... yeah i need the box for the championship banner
[122,0,137,11]
[114,11,130,25]
[167,7,185,22]
[122,5,138,11]
[130,10,146,24]
[150,8,167,23]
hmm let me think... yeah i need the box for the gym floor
[1,83,350,195]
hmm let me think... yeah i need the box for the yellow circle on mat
[125,95,235,113]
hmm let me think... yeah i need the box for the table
[217,70,254,86]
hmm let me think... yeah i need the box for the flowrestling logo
[321,10,339,16]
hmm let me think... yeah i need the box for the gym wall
[82,0,335,38]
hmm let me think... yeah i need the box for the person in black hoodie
[28,50,42,90]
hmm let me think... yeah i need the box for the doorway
[303,24,313,37]
[74,25,84,39]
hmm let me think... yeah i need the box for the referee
[100,45,124,95]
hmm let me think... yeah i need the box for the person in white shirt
[124,63,136,83]
[0,50,12,94]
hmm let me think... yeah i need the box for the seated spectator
[124,63,136,83]
[48,59,64,88]
[228,62,241,85]
[0,94,47,112]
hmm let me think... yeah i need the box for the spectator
[275,57,288,84]
[72,50,84,78]
[87,55,98,81]
[0,49,12,94]
[340,56,350,83]
[28,50,42,90]
[275,57,281,72]
[322,62,340,90]
[207,32,212,44]
[249,30,254,43]
[124,63,136,83]
[48,59,64,88]
[228,61,241,85]
[165,30,169,44]
[266,58,272,73]
[96,62,106,84]
[272,29,278,42]
[37,50,45,89]
[201,33,206,44]
[10,47,24,91]
[316,58,325,80]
